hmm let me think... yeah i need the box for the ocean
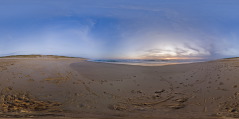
[89,59,209,66]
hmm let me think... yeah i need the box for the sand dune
[0,56,239,119]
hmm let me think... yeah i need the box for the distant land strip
[0,55,86,59]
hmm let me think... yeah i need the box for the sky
[0,0,239,59]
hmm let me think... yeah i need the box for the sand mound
[0,87,62,118]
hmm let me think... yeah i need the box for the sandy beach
[0,56,239,119]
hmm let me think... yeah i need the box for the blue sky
[0,0,239,59]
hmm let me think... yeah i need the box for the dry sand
[0,56,239,119]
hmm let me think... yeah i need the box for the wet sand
[0,56,239,119]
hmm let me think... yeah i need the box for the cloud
[141,46,211,59]
[0,22,103,58]
[117,26,239,59]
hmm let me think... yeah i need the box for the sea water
[89,59,208,66]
